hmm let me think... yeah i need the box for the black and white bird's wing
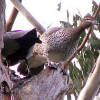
[2,30,29,57]
[2,38,20,57]
[2,29,36,57]
[4,30,31,39]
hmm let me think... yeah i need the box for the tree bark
[0,1,14,100]
[13,67,72,100]
[0,0,5,48]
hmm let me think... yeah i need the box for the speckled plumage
[34,14,97,63]
[34,27,79,62]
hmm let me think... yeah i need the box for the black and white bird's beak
[36,38,42,43]
[36,33,42,43]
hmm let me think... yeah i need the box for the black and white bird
[1,28,42,72]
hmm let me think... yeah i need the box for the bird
[34,14,98,69]
[1,28,42,73]
[17,52,46,76]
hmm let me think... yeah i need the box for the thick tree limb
[10,0,46,34]
[13,67,72,100]
[61,4,100,71]
[0,1,14,100]
[77,54,100,100]
[0,1,5,49]
[6,0,22,32]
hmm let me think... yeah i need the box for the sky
[6,0,100,100]
[6,0,100,30]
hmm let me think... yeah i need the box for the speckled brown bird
[34,14,98,66]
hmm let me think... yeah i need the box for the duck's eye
[84,18,91,20]
[86,18,91,20]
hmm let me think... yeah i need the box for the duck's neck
[75,22,91,34]
[70,22,92,41]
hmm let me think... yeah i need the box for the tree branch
[0,1,14,100]
[6,0,22,32]
[61,4,100,71]
[10,0,46,34]
[77,54,100,100]
[13,67,72,100]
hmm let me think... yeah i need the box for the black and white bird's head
[32,28,42,44]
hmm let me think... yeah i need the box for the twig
[6,0,22,32]
[10,0,45,34]
[61,4,100,71]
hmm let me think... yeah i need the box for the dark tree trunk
[0,1,13,100]
[0,0,5,48]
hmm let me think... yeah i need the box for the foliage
[60,1,100,99]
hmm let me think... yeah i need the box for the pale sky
[6,0,100,30]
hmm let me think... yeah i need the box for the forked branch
[10,0,45,34]
[6,0,22,32]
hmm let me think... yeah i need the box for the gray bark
[13,67,72,100]
[0,1,13,100]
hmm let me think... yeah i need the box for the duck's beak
[92,20,99,25]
